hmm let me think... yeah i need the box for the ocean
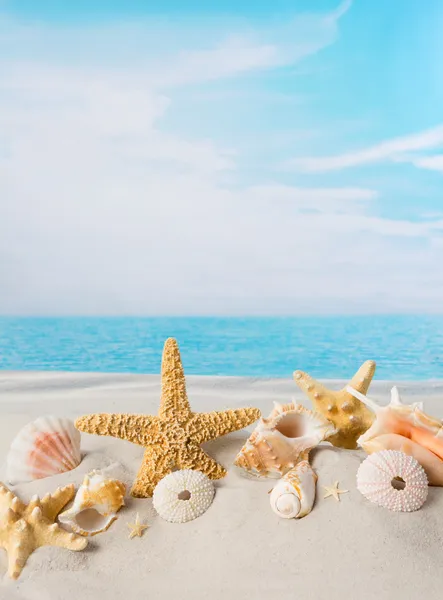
[0,316,442,380]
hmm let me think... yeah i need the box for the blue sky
[1,0,443,314]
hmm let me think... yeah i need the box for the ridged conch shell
[6,416,81,485]
[234,402,335,478]
[356,449,428,512]
[270,460,317,519]
[153,470,215,523]
[348,385,443,486]
[58,470,126,536]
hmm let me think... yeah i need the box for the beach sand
[1,372,442,600]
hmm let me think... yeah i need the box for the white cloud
[286,125,443,172]
[1,1,443,315]
[0,0,351,88]
[411,154,443,172]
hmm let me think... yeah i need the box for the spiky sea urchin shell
[356,449,428,512]
[153,470,215,523]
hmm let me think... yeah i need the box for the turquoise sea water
[0,316,443,380]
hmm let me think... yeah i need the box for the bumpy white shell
[357,449,428,512]
[153,470,215,523]
[270,461,317,519]
[58,470,126,536]
[6,416,81,485]
[234,402,335,479]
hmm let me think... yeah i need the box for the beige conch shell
[234,402,335,478]
[270,460,317,519]
[347,386,443,486]
[58,470,126,536]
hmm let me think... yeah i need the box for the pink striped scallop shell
[6,416,81,484]
[356,449,428,512]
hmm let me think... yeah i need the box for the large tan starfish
[76,338,261,498]
[0,483,87,579]
[293,360,376,449]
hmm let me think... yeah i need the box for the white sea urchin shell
[357,449,428,512]
[153,470,215,523]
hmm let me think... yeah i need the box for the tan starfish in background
[76,338,261,498]
[127,513,148,539]
[0,483,87,579]
[323,481,349,501]
[293,361,376,449]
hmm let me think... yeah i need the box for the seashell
[6,416,82,485]
[58,470,126,536]
[356,449,428,512]
[270,460,317,519]
[234,402,335,478]
[347,385,443,485]
[153,470,215,523]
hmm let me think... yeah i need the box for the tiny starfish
[323,481,349,501]
[76,338,261,498]
[127,513,148,539]
[293,361,376,449]
[0,482,87,579]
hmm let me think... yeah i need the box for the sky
[1,0,443,315]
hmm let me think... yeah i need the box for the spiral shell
[58,470,126,536]
[269,461,317,519]
[356,450,428,512]
[153,470,215,523]
[6,416,81,485]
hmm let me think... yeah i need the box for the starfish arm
[345,360,376,394]
[6,529,32,580]
[27,508,87,552]
[40,484,76,522]
[0,527,8,550]
[187,408,261,444]
[293,369,330,403]
[130,446,177,498]
[158,338,192,425]
[0,483,18,514]
[294,363,376,450]
[75,413,157,446]
[178,443,227,480]
[45,523,88,552]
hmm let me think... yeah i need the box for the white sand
[1,372,443,600]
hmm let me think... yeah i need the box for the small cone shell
[270,461,317,519]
